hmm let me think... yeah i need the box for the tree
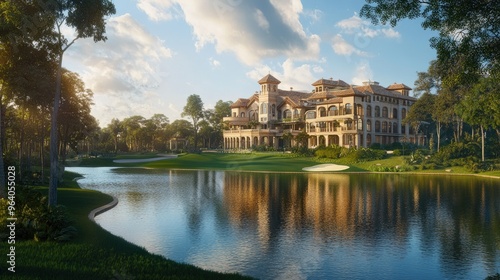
[403,92,435,146]
[360,0,500,84]
[456,76,500,161]
[46,0,116,206]
[107,118,122,153]
[211,100,232,148]
[182,94,204,150]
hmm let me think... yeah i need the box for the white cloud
[336,14,400,39]
[209,57,221,67]
[254,9,270,31]
[331,35,368,57]
[137,0,180,21]
[66,14,173,125]
[246,59,324,92]
[137,0,320,65]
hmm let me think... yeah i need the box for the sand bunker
[302,163,349,172]
[113,155,178,163]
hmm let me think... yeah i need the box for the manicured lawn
[7,172,253,280]
[144,153,327,172]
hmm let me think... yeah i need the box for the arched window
[382,121,388,132]
[345,103,352,114]
[240,112,245,118]
[319,107,327,117]
[382,107,388,118]
[402,108,407,119]
[393,122,398,133]
[375,121,380,132]
[306,111,316,119]
[366,105,372,117]
[293,109,299,119]
[271,104,276,116]
[284,109,292,119]
[393,108,398,119]
[356,104,363,116]
[261,102,268,114]
[375,106,380,117]
[329,105,338,116]
[367,120,372,132]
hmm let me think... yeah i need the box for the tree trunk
[0,94,6,198]
[49,55,63,207]
[480,125,485,162]
[436,121,441,152]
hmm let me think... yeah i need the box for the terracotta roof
[258,74,281,84]
[230,98,249,108]
[319,97,343,105]
[354,84,416,100]
[230,94,259,108]
[311,78,349,87]
[331,87,366,97]
[277,89,311,107]
[307,91,335,100]
[387,83,412,90]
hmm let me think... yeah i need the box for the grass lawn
[6,172,253,280]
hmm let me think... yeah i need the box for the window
[402,108,407,119]
[367,120,372,132]
[393,108,398,119]
[393,122,398,134]
[284,109,292,119]
[382,121,387,132]
[345,103,352,114]
[261,102,268,114]
[375,106,380,117]
[240,112,245,118]
[382,107,388,118]
[271,104,276,116]
[375,121,380,132]
[306,111,316,119]
[366,105,372,117]
[319,107,326,117]
[329,105,338,116]
[293,109,299,119]
[233,112,236,117]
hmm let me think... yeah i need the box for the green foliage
[315,145,386,163]
[360,0,500,83]
[0,187,76,242]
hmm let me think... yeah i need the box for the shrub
[0,187,77,242]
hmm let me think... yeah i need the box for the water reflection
[68,167,500,280]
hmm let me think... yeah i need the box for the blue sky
[63,0,438,127]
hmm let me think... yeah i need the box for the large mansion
[223,74,418,150]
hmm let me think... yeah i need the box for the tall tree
[456,76,500,161]
[360,0,500,84]
[403,92,435,146]
[107,118,122,153]
[182,94,204,150]
[45,0,115,206]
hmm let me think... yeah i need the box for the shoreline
[103,164,500,179]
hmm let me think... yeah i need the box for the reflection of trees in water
[222,173,500,271]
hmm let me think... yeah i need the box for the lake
[67,167,500,279]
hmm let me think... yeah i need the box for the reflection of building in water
[222,173,418,247]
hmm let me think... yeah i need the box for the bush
[0,187,77,242]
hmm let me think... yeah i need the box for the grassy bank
[6,172,252,280]
[94,152,499,178]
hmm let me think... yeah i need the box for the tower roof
[258,74,281,84]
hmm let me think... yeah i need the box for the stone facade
[223,74,419,150]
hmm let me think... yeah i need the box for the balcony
[223,116,251,125]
